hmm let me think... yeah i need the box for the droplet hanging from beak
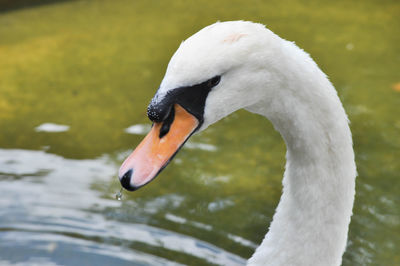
[115,187,123,201]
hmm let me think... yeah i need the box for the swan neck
[247,44,356,266]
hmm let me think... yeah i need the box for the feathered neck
[245,39,356,266]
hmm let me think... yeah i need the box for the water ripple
[0,149,246,266]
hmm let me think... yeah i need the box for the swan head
[119,21,280,191]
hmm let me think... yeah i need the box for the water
[0,149,246,265]
[0,0,399,265]
[116,188,123,201]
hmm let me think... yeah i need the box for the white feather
[156,21,356,266]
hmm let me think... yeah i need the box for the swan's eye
[207,76,221,88]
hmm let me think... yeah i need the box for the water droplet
[115,188,123,201]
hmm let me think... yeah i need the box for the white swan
[119,21,356,266]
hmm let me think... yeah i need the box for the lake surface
[0,0,399,265]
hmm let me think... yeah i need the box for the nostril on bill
[159,106,175,138]
[120,169,135,191]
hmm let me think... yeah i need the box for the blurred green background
[0,0,399,265]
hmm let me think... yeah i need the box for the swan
[118,21,356,266]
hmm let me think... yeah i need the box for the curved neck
[246,40,356,266]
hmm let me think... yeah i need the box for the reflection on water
[125,124,152,135]
[35,123,70,133]
[0,232,179,266]
[0,149,246,265]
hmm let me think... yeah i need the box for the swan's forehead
[158,21,263,94]
[160,36,232,90]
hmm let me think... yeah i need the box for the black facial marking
[147,75,221,130]
[147,99,173,123]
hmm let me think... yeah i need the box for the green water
[0,0,399,265]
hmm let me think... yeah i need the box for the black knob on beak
[147,98,173,123]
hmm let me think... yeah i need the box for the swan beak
[118,104,199,191]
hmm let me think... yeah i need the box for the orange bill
[118,104,199,190]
